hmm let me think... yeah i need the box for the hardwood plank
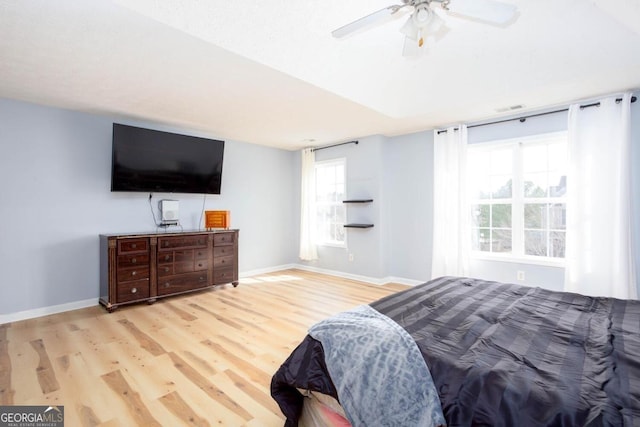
[0,324,13,404]
[77,404,101,427]
[163,301,198,322]
[167,351,253,421]
[101,369,162,427]
[117,318,166,356]
[223,369,283,418]
[30,338,60,394]
[159,391,210,427]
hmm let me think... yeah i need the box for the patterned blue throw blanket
[308,305,446,427]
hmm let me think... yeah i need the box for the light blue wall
[0,97,296,316]
[297,135,388,278]
[292,93,640,297]
[383,131,434,282]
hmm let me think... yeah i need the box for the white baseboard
[290,264,423,287]
[292,264,387,285]
[0,298,99,325]
[1,266,423,324]
[239,263,297,278]
[382,276,424,286]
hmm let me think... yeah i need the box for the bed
[271,276,640,426]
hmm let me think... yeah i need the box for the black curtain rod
[437,96,637,134]
[312,140,359,152]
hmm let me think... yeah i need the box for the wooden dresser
[99,229,239,312]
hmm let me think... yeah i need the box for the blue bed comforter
[308,304,445,427]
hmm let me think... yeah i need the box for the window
[468,132,567,262]
[315,159,346,246]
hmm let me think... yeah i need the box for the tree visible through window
[315,159,346,246]
[468,133,567,260]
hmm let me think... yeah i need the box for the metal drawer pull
[132,258,137,263]
[164,283,170,288]
[132,271,137,276]
[165,267,170,272]
[131,287,137,294]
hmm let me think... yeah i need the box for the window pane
[335,205,346,223]
[491,176,512,199]
[524,173,548,197]
[492,230,512,253]
[525,230,547,256]
[491,149,512,175]
[472,205,490,227]
[548,144,567,171]
[523,145,547,173]
[550,231,565,258]
[524,203,547,229]
[549,203,566,230]
[315,160,346,245]
[549,174,566,197]
[492,204,512,228]
[472,228,491,251]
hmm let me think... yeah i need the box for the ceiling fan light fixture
[413,3,433,28]
[400,15,419,40]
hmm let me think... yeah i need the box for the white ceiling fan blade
[445,0,518,26]
[332,5,406,38]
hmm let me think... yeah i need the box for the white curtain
[431,125,470,278]
[299,148,318,261]
[564,93,637,299]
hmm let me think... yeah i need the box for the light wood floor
[0,269,408,426]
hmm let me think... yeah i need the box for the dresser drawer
[213,232,235,246]
[116,279,150,303]
[214,255,234,269]
[195,248,208,260]
[158,252,173,264]
[158,272,208,296]
[117,266,149,282]
[158,261,209,277]
[118,238,148,254]
[158,235,207,251]
[213,268,234,284]
[117,253,149,269]
[213,246,234,258]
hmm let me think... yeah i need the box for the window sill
[317,242,347,249]
[471,252,564,268]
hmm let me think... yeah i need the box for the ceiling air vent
[496,104,525,113]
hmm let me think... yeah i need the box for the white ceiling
[1,0,639,150]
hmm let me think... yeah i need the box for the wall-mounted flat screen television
[111,123,225,195]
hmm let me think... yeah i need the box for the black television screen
[111,123,225,194]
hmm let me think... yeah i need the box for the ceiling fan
[332,0,519,55]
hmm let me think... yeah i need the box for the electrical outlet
[348,253,354,262]
[517,271,525,281]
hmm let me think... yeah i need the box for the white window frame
[314,158,347,248]
[468,131,567,267]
